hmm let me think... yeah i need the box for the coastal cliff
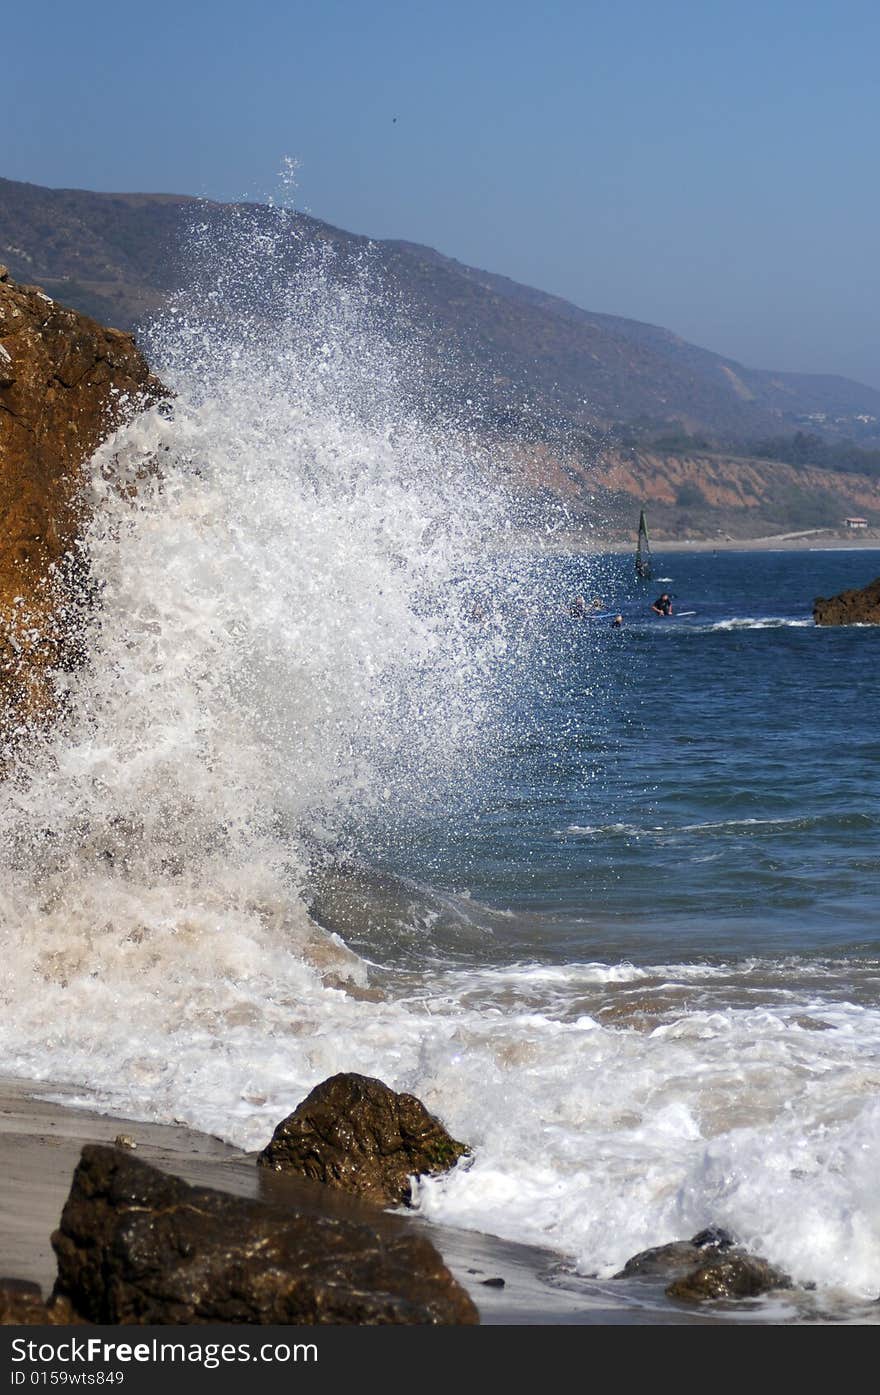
[0,266,164,735]
[511,439,880,539]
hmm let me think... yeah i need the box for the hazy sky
[5,0,879,384]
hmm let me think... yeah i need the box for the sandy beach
[0,1078,732,1326]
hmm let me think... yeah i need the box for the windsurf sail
[635,509,653,580]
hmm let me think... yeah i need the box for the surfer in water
[651,592,673,616]
[569,596,588,617]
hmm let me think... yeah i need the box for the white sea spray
[0,201,535,1127]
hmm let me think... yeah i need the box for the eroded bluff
[0,267,164,740]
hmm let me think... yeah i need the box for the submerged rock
[666,1253,792,1303]
[615,1227,734,1279]
[0,267,165,737]
[813,576,880,626]
[51,1144,477,1325]
[258,1072,470,1207]
[616,1228,790,1303]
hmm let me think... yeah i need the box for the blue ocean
[370,547,880,964]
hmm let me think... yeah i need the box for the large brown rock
[257,1073,470,1207]
[51,1144,477,1325]
[813,576,880,626]
[0,266,164,735]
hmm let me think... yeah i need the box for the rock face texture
[813,576,880,625]
[0,266,164,733]
[257,1073,470,1207]
[51,1144,478,1325]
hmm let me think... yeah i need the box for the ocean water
[1,204,879,1318]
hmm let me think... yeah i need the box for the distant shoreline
[520,530,880,556]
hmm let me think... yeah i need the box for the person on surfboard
[651,592,673,616]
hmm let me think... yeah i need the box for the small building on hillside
[844,517,869,529]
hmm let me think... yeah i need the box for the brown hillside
[511,441,880,539]
[4,176,880,445]
[4,178,880,542]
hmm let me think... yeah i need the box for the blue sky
[4,0,879,384]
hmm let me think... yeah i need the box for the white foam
[0,204,532,1142]
[562,822,656,836]
[706,617,813,630]
[412,985,880,1297]
[562,816,814,838]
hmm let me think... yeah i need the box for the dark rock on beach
[257,1072,470,1207]
[50,1144,478,1325]
[813,575,880,625]
[614,1226,734,1279]
[0,266,165,737]
[666,1253,793,1303]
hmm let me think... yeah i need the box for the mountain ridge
[3,175,880,447]
[3,175,880,536]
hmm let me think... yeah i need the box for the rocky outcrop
[51,1144,477,1324]
[813,576,880,625]
[0,266,164,735]
[257,1073,470,1207]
